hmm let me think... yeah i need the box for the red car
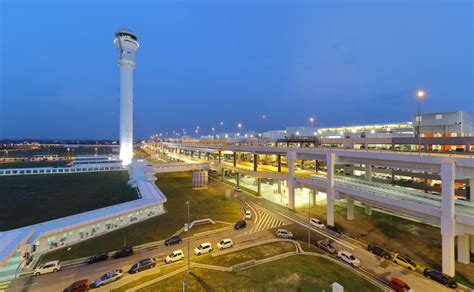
[387,278,412,292]
[63,279,90,292]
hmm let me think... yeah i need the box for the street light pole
[186,201,190,273]
[308,190,311,248]
[416,90,425,156]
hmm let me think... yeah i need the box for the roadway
[9,169,463,292]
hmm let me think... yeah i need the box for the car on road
[367,245,391,259]
[194,242,213,255]
[87,251,109,264]
[337,251,361,267]
[63,279,90,292]
[165,250,184,264]
[128,258,156,274]
[316,240,336,254]
[92,269,123,288]
[276,229,293,239]
[423,269,458,288]
[34,260,61,276]
[234,220,247,229]
[217,238,234,250]
[325,225,342,236]
[309,218,325,229]
[113,246,133,259]
[392,254,417,271]
[164,235,183,246]
[245,210,252,220]
[387,278,412,292]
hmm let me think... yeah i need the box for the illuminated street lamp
[219,121,224,131]
[416,89,426,155]
[211,127,215,138]
[309,117,315,127]
[237,123,242,135]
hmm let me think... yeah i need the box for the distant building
[286,127,317,137]
[317,122,414,138]
[413,111,473,137]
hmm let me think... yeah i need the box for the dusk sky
[1,0,472,140]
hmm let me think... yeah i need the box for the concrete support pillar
[233,152,237,167]
[221,168,225,181]
[253,154,258,172]
[471,235,474,253]
[287,150,296,210]
[218,151,221,164]
[257,178,261,196]
[315,160,319,173]
[441,160,456,277]
[277,180,282,193]
[365,205,372,215]
[457,234,470,264]
[326,153,336,226]
[311,190,317,206]
[236,172,240,188]
[347,198,354,220]
[365,164,372,182]
[277,154,281,172]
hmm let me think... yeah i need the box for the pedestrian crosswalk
[243,203,288,235]
[0,281,11,292]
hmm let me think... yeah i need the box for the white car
[165,250,184,264]
[34,260,61,276]
[276,229,293,239]
[93,269,123,288]
[217,238,234,250]
[309,218,325,229]
[337,251,361,267]
[194,242,213,255]
[245,210,252,220]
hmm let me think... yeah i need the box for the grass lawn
[0,171,136,231]
[297,202,474,286]
[132,255,381,292]
[40,172,243,263]
[194,241,295,267]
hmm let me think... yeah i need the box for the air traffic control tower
[114,29,139,165]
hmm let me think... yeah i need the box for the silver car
[93,269,123,288]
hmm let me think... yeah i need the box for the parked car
[316,240,336,254]
[63,279,90,292]
[387,278,412,292]
[392,254,417,271]
[164,235,183,246]
[34,260,61,276]
[87,251,109,264]
[367,245,391,259]
[309,218,325,229]
[234,220,247,230]
[113,246,133,259]
[128,258,156,274]
[217,238,234,250]
[92,269,123,288]
[194,242,213,255]
[245,210,252,220]
[276,229,294,239]
[325,225,342,236]
[165,250,184,264]
[423,269,458,288]
[337,251,361,267]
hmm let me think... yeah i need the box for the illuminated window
[436,114,442,120]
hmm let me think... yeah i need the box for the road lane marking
[61,274,75,279]
[94,267,108,272]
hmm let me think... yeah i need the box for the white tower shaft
[119,63,134,165]
[114,29,139,166]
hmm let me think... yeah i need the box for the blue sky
[1,0,472,139]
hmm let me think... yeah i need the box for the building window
[436,114,442,120]
[415,116,422,122]
[451,133,458,137]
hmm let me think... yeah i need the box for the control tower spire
[114,29,139,166]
